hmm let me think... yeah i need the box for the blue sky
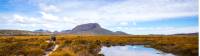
[0,0,198,35]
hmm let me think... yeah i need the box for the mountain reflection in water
[99,45,175,56]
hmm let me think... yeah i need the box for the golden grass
[0,35,198,56]
[0,36,53,56]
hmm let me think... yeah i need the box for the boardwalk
[44,41,59,56]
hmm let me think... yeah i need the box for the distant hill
[173,32,198,35]
[0,30,51,36]
[114,31,128,35]
[0,23,128,35]
[61,23,128,35]
[34,29,51,33]
[33,29,52,35]
[0,30,33,35]
[61,30,71,33]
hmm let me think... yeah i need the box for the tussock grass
[0,35,198,56]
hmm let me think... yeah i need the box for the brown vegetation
[0,35,198,56]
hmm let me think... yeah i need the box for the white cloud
[13,14,25,23]
[97,0,198,22]
[0,0,198,34]
[33,0,197,24]
[119,22,128,26]
[40,12,60,22]
[12,14,40,24]
[115,26,198,35]
[39,4,61,13]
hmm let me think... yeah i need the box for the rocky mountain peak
[72,23,101,32]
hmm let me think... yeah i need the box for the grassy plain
[0,35,198,56]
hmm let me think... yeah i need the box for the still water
[99,45,175,56]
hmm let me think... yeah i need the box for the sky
[0,0,198,35]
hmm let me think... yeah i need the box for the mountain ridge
[60,23,128,35]
[0,23,128,35]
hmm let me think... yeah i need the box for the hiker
[50,34,56,43]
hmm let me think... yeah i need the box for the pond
[99,45,175,56]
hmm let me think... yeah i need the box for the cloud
[14,0,197,23]
[12,14,40,24]
[40,12,60,23]
[34,0,198,23]
[114,26,199,35]
[0,12,79,31]
[97,0,198,22]
[39,4,61,13]
[0,0,198,34]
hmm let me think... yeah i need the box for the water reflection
[99,45,175,56]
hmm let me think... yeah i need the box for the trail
[43,41,59,56]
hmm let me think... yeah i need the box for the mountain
[34,29,51,33]
[0,29,51,36]
[0,30,33,35]
[34,29,51,35]
[0,23,128,35]
[173,32,198,35]
[60,30,71,33]
[114,31,128,35]
[61,23,128,35]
